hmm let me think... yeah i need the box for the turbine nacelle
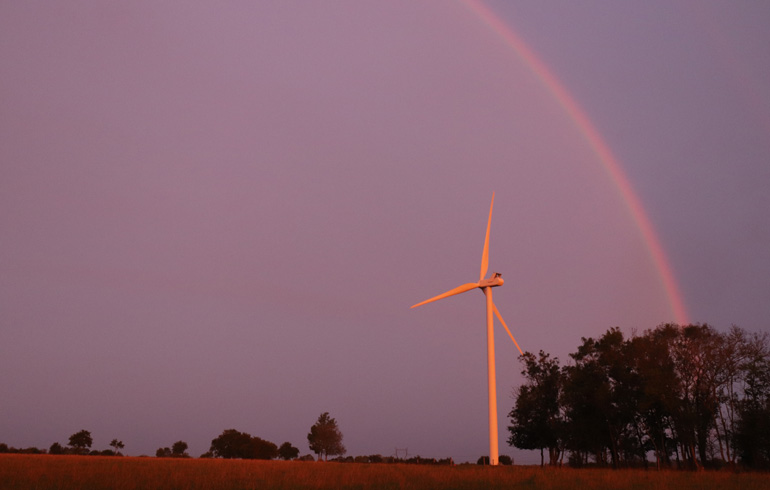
[479,272,503,288]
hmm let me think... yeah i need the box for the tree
[156,447,172,457]
[508,351,564,466]
[210,430,253,459]
[68,430,93,455]
[278,442,300,460]
[49,442,66,455]
[508,324,770,469]
[249,437,279,460]
[733,331,770,468]
[665,324,725,469]
[560,328,661,468]
[209,430,278,460]
[109,439,125,456]
[172,440,189,458]
[307,412,346,461]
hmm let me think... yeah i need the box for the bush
[49,443,66,455]
[156,447,172,458]
[498,455,513,465]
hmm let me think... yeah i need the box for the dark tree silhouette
[509,324,770,469]
[278,441,299,460]
[307,412,346,461]
[109,439,125,456]
[172,440,189,458]
[68,430,92,455]
[733,332,770,469]
[508,350,564,466]
[210,430,252,459]
[209,430,277,460]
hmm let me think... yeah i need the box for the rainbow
[461,0,689,325]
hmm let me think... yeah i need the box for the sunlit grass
[1,454,768,490]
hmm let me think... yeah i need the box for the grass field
[1,454,769,490]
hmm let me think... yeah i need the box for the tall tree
[307,412,346,461]
[561,329,637,467]
[508,351,564,466]
[670,324,722,468]
[733,331,770,468]
[627,326,680,469]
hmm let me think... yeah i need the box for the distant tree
[156,447,172,457]
[68,430,93,455]
[278,442,299,460]
[209,430,278,459]
[49,442,66,455]
[20,447,45,454]
[109,439,125,456]
[210,430,252,459]
[172,441,189,458]
[498,455,513,465]
[307,412,346,461]
[200,451,214,458]
[476,456,490,465]
[249,437,278,460]
[297,454,316,461]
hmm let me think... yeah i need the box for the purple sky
[2,1,769,463]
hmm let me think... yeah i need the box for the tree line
[0,412,346,462]
[1,411,485,464]
[508,323,770,470]
[0,430,125,457]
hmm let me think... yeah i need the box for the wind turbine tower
[411,192,522,466]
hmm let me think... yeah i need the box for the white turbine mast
[411,192,522,466]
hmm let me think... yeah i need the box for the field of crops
[1,454,768,490]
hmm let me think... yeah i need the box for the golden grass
[1,454,768,490]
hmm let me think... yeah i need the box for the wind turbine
[411,192,522,466]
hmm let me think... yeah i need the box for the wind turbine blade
[411,282,479,309]
[493,302,523,355]
[480,192,494,281]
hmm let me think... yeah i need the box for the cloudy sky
[2,1,769,463]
